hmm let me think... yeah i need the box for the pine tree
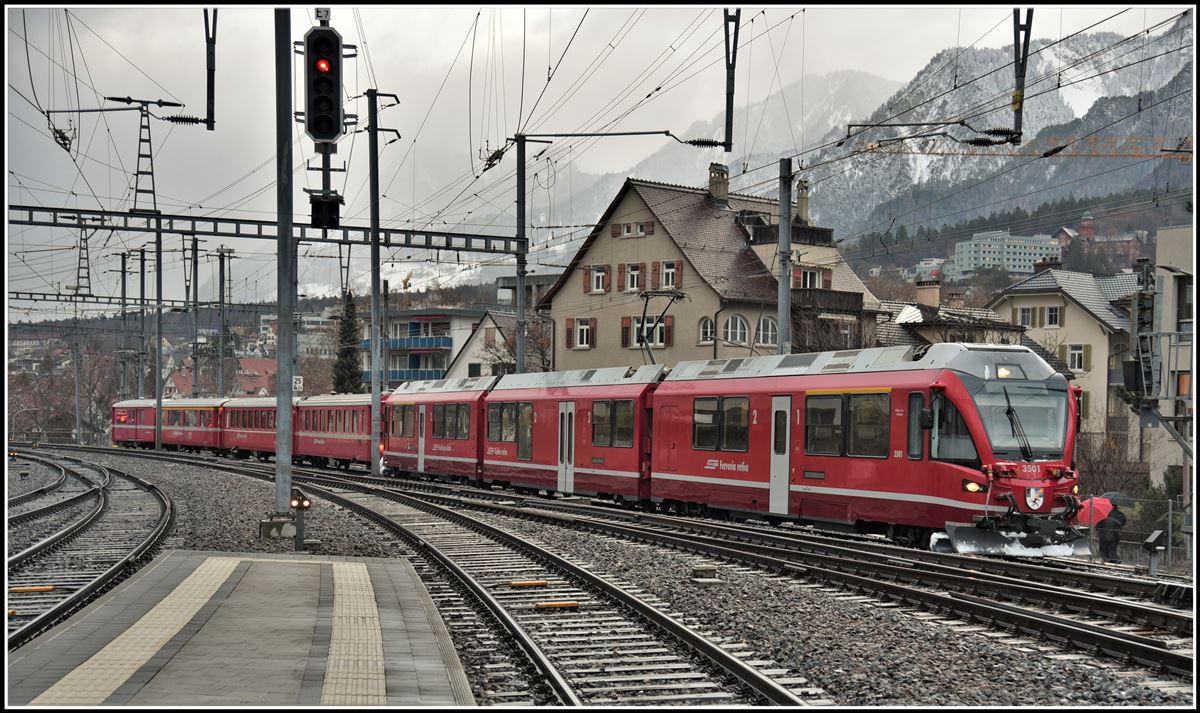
[332,290,363,394]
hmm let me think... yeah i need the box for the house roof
[539,178,797,309]
[988,269,1137,333]
[875,301,1021,348]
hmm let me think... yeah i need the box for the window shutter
[618,263,626,290]
[1012,308,1018,324]
[1037,307,1045,327]
[603,265,611,292]
[677,260,683,286]
[821,269,833,290]
[1081,390,1090,417]
[583,267,591,294]
[644,220,654,235]
[485,327,495,347]
[621,316,631,347]
[639,263,646,289]
[1058,344,1067,366]
[611,223,620,237]
[1082,344,1092,371]
[651,261,660,289]
[1059,306,1066,328]
[665,315,674,346]
[589,318,597,349]
[566,318,574,348]
[791,266,801,289]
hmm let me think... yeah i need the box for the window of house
[1068,344,1085,371]
[757,317,778,346]
[724,314,749,344]
[576,319,592,348]
[468,363,482,377]
[1178,277,1193,338]
[633,317,665,347]
[592,267,606,293]
[623,223,633,237]
[662,261,676,288]
[1018,307,1033,327]
[627,264,640,291]
[796,269,820,289]
[847,393,890,458]
[1046,306,1061,327]
[805,395,843,455]
[698,317,715,344]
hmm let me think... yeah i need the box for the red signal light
[316,58,331,73]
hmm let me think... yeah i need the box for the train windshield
[959,372,1069,458]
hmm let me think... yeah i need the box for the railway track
[7,454,72,512]
[7,452,175,651]
[26,445,1197,680]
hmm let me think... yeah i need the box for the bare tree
[479,316,554,374]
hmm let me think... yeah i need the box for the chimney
[708,163,729,206]
[915,277,941,308]
[944,288,965,309]
[1034,256,1062,273]
[796,178,810,225]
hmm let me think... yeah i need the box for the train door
[770,396,791,515]
[557,401,576,493]
[417,404,427,473]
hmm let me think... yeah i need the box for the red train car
[222,397,290,459]
[160,398,228,453]
[652,344,1084,555]
[296,393,389,469]
[384,377,496,480]
[482,365,664,500]
[111,399,157,447]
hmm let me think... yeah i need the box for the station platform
[8,550,475,706]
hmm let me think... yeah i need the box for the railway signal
[304,26,343,143]
[290,488,312,510]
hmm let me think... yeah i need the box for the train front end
[933,347,1089,557]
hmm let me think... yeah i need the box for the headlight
[1072,484,1079,495]
[963,480,984,493]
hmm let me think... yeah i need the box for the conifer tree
[332,290,363,394]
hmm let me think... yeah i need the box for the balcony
[360,335,453,351]
[790,288,864,314]
[360,369,446,383]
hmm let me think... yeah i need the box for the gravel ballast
[476,509,1194,707]
[7,459,61,499]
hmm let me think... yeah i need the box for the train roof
[113,398,230,408]
[389,376,499,396]
[223,397,299,408]
[298,393,391,406]
[492,364,666,391]
[113,399,160,408]
[665,343,1054,382]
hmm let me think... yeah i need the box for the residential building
[443,311,554,380]
[950,229,1061,280]
[537,163,881,370]
[1145,225,1192,484]
[987,265,1162,477]
[260,312,336,358]
[496,273,562,309]
[360,307,486,388]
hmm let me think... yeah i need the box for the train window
[404,405,416,437]
[592,401,612,446]
[433,404,445,438]
[517,402,533,460]
[457,403,471,439]
[720,397,750,452]
[930,395,980,467]
[805,395,843,456]
[693,398,719,450]
[848,393,889,458]
[907,393,924,459]
[773,411,787,455]
[487,404,501,441]
[613,401,635,448]
[502,403,517,442]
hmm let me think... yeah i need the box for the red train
[113,344,1087,556]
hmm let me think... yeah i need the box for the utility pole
[191,234,199,397]
[139,248,146,398]
[382,278,389,390]
[368,88,382,475]
[515,134,527,373]
[119,251,128,398]
[778,158,793,354]
[216,245,233,397]
[275,7,295,515]
[73,330,82,445]
[154,218,163,450]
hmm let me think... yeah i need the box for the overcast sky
[6,5,1191,322]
